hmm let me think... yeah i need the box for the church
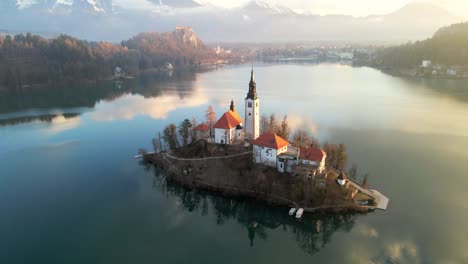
[212,68,327,175]
[214,68,260,144]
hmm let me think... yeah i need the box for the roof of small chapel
[252,132,289,150]
[214,110,243,129]
[194,123,209,131]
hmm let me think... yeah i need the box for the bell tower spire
[246,67,258,100]
[245,67,260,140]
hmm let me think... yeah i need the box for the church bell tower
[245,68,260,140]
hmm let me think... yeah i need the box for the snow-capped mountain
[0,1,462,44]
[239,0,296,16]
[13,0,113,14]
[147,0,200,8]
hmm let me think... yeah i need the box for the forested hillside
[373,22,468,68]
[0,27,216,91]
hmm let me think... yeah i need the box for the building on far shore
[214,100,244,144]
[252,132,289,168]
[422,60,432,68]
[299,147,327,173]
[194,123,210,140]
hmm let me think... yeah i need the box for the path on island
[164,151,252,161]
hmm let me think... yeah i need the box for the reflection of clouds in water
[386,240,419,263]
[288,114,319,137]
[395,94,468,138]
[90,92,209,121]
[371,240,420,264]
[45,115,81,134]
[355,224,379,238]
[165,200,189,230]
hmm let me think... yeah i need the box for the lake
[1,64,468,263]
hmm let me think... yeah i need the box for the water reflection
[148,166,356,255]
[0,71,199,125]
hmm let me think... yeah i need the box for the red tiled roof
[252,132,289,149]
[299,147,326,162]
[194,123,209,131]
[214,110,243,129]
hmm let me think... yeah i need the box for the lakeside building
[214,100,244,144]
[299,147,327,173]
[277,146,300,173]
[252,132,289,168]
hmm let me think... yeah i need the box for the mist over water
[1,64,468,263]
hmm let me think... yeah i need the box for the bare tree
[190,117,198,142]
[152,132,163,152]
[348,164,358,180]
[268,113,278,133]
[292,129,310,148]
[277,115,290,139]
[205,105,216,137]
[362,174,369,188]
[260,114,269,134]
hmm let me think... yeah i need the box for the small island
[141,69,389,216]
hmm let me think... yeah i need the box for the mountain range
[0,0,464,43]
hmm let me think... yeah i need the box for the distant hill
[0,1,462,43]
[373,22,468,68]
[0,27,216,91]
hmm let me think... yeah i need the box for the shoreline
[143,151,373,215]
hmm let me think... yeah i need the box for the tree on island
[323,143,347,171]
[362,174,369,188]
[152,132,164,152]
[178,119,192,146]
[205,105,216,137]
[190,117,198,142]
[163,123,178,150]
[260,114,269,134]
[348,163,358,180]
[260,113,290,139]
[292,128,320,149]
[278,115,290,139]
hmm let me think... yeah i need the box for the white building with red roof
[299,147,327,173]
[252,132,289,168]
[214,100,244,144]
[193,123,210,140]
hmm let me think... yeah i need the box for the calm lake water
[1,64,468,264]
